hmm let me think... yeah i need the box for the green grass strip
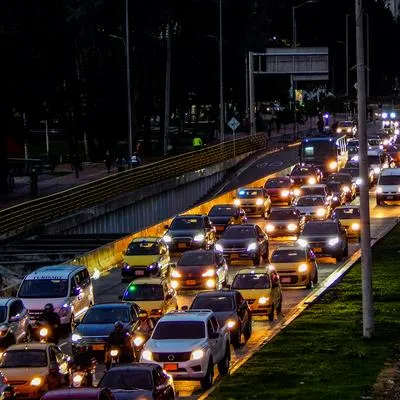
[209,223,400,400]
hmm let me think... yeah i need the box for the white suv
[140,309,230,390]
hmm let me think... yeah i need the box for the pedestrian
[105,150,112,173]
[30,167,38,197]
[276,118,282,135]
[72,153,80,178]
[192,136,203,151]
[130,152,142,168]
[317,113,324,133]
[116,155,126,173]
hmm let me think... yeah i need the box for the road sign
[228,117,240,132]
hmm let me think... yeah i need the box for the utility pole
[219,0,224,141]
[355,0,374,339]
[164,23,172,156]
[248,52,255,135]
[345,14,349,97]
[245,56,249,119]
[125,0,133,164]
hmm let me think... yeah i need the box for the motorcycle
[105,347,120,369]
[32,319,57,343]
[71,365,96,387]
[133,335,146,361]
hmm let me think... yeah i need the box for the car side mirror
[181,305,189,311]
[164,224,169,229]
[210,332,219,339]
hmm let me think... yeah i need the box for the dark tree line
[0,0,399,193]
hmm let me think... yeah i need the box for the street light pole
[355,0,374,339]
[125,0,133,164]
[219,0,224,142]
[345,14,349,97]
[365,12,370,98]
[292,0,318,46]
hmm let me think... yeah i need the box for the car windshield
[237,189,262,198]
[0,350,47,368]
[123,284,164,301]
[339,122,352,127]
[332,208,361,219]
[265,179,288,188]
[232,273,270,289]
[296,196,324,206]
[301,188,325,196]
[18,279,68,298]
[170,217,204,230]
[379,175,400,185]
[0,306,6,324]
[152,321,205,339]
[191,296,234,312]
[81,307,131,324]
[368,156,381,165]
[327,182,342,192]
[100,370,153,391]
[271,250,305,263]
[301,141,336,161]
[99,368,153,390]
[341,168,358,177]
[126,241,159,256]
[291,167,313,176]
[209,206,236,217]
[178,252,214,266]
[348,146,359,155]
[368,139,381,146]
[327,175,352,183]
[302,223,338,235]
[222,226,256,239]
[269,209,298,220]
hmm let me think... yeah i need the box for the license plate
[92,344,104,351]
[245,208,252,212]
[386,195,394,199]
[164,363,178,371]
[281,277,291,283]
[216,226,224,231]
[313,247,322,253]
[230,253,239,259]
[186,280,196,285]
[178,243,187,249]
[135,270,145,276]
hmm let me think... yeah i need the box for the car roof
[368,149,383,155]
[126,277,165,285]
[209,204,239,208]
[266,176,290,181]
[0,298,14,307]
[41,388,106,400]
[90,303,132,309]
[174,214,204,219]
[273,245,306,252]
[129,237,161,243]
[305,220,337,225]
[6,342,51,351]
[270,206,297,211]
[161,310,213,322]
[238,187,262,191]
[236,267,270,275]
[297,194,325,198]
[25,265,85,280]
[103,362,157,372]
[334,205,360,210]
[300,184,327,189]
[194,290,236,298]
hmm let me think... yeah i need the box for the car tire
[335,251,343,263]
[243,318,252,341]
[306,276,314,289]
[253,254,261,266]
[276,296,283,315]
[200,359,214,390]
[343,244,349,257]
[231,327,241,349]
[377,198,383,206]
[268,304,275,322]
[217,344,230,376]
[313,269,319,284]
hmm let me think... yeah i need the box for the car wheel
[243,317,252,341]
[253,254,261,266]
[343,244,349,257]
[376,198,383,206]
[268,304,275,322]
[335,251,343,263]
[217,344,231,376]
[312,269,319,284]
[276,296,283,315]
[231,327,241,349]
[200,359,214,390]
[306,275,314,289]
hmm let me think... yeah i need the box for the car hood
[295,205,321,214]
[266,218,298,225]
[217,238,256,248]
[213,311,236,327]
[299,233,338,241]
[146,338,208,353]
[75,323,124,338]
[337,218,359,227]
[167,229,203,238]
[273,261,305,271]
[175,265,216,276]
[209,216,232,225]
[111,389,153,400]
[129,300,164,314]
[0,366,48,382]
[236,288,271,300]
[18,298,67,313]
[122,255,160,266]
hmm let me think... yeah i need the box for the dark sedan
[163,214,216,252]
[289,164,323,188]
[264,177,294,205]
[265,207,305,238]
[98,364,175,400]
[325,173,356,202]
[208,204,247,235]
[326,181,347,208]
[215,224,269,265]
[190,290,252,349]
[297,220,348,262]
[170,249,228,290]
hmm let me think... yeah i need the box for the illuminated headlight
[133,336,145,347]
[293,188,301,196]
[398,187,400,192]
[247,242,257,251]
[110,349,119,357]
[202,269,215,277]
[191,349,204,360]
[266,223,275,232]
[308,177,316,185]
[332,196,338,201]
[395,122,399,127]
[227,320,236,329]
[30,377,43,387]
[373,167,381,174]
[72,334,82,342]
[73,374,83,385]
[215,244,224,252]
[233,199,241,206]
[316,208,326,217]
[39,328,48,337]
[382,113,388,119]
[193,234,205,242]
[298,264,308,273]
[287,223,297,231]
[351,223,360,230]
[356,178,362,185]
[328,237,340,246]
[59,303,70,317]
[297,238,308,247]
[256,198,264,206]
[329,161,338,170]
[376,187,383,193]
[281,189,290,197]
[396,129,400,135]
[171,281,178,289]
[171,270,181,278]
[347,128,352,133]
[384,121,390,126]
[163,235,172,243]
[383,139,389,146]
[391,112,396,119]
[342,186,350,193]
[122,263,130,270]
[142,350,153,361]
[258,297,269,305]
[336,128,341,133]
[206,279,215,288]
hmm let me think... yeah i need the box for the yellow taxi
[270,246,318,289]
[331,206,361,240]
[120,277,178,319]
[121,237,170,282]
[0,343,70,400]
[231,267,282,321]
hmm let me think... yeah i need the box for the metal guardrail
[0,134,266,237]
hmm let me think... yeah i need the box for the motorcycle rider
[137,311,154,338]
[72,342,96,386]
[38,303,60,343]
[105,321,128,369]
[1,386,16,400]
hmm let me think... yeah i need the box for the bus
[299,135,348,174]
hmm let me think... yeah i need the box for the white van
[368,149,389,183]
[16,265,94,329]
[376,168,400,205]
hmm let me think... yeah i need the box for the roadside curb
[198,217,400,400]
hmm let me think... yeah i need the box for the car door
[215,252,227,283]
[210,316,224,361]
[235,292,249,333]
[207,319,220,361]
[11,300,28,342]
[256,225,267,256]
[70,273,86,318]
[159,242,170,273]
[8,300,23,342]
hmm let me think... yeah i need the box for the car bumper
[377,193,400,201]
[309,244,342,258]
[8,384,45,400]
[240,205,264,215]
[222,250,257,262]
[168,241,205,252]
[145,359,209,380]
[279,272,310,287]
[121,267,160,279]
[72,339,108,353]
[267,228,300,238]
[246,301,271,315]
[171,277,219,290]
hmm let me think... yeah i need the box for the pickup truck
[140,309,230,390]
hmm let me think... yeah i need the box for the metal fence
[0,134,266,237]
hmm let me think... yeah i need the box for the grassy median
[209,223,400,400]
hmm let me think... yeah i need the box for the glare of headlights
[163,235,172,243]
[193,234,205,242]
[215,244,224,252]
[384,121,390,126]
[293,188,301,196]
[227,320,236,329]
[329,161,338,170]
[351,223,360,230]
[30,377,42,387]
[308,177,316,185]
[383,139,389,145]
[258,297,269,305]
[297,238,308,247]
[374,167,381,174]
[171,281,178,289]
[202,269,215,277]
[347,128,352,133]
[382,113,388,119]
[287,223,297,231]
[356,178,362,185]
[39,328,48,337]
[73,374,83,384]
[171,270,181,278]
[298,264,308,273]
[316,208,325,217]
[233,199,241,206]
[332,196,338,201]
[281,189,290,197]
[206,279,215,288]
[391,112,396,119]
[396,129,400,134]
[134,336,145,347]
[72,334,82,342]
[191,349,204,360]
[342,186,350,193]
[142,350,153,361]
[110,349,119,357]
[376,187,383,193]
[256,198,264,205]
[336,128,341,133]
[247,242,257,251]
[395,122,399,127]
[266,224,275,232]
[328,237,340,246]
